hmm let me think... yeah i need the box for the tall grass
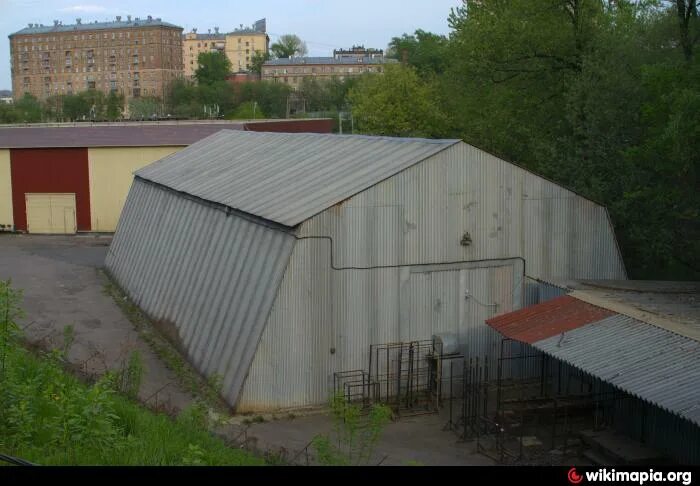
[0,280,263,466]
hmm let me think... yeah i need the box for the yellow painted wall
[0,149,13,231]
[88,146,183,232]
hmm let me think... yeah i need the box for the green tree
[13,94,42,123]
[349,65,448,138]
[250,51,271,75]
[105,91,124,121]
[129,97,163,120]
[62,93,92,121]
[234,81,293,118]
[270,34,308,58]
[0,103,19,124]
[387,30,451,76]
[195,51,232,86]
[225,101,265,120]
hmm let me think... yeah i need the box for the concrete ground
[0,233,195,412]
[221,411,496,466]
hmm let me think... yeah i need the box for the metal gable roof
[135,130,460,227]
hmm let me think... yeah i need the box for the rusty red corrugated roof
[486,295,616,344]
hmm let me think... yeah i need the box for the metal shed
[486,281,700,463]
[106,130,627,411]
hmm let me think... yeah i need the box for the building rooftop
[487,286,700,426]
[184,33,225,40]
[552,280,700,340]
[135,130,459,227]
[0,120,331,149]
[9,17,181,37]
[264,57,399,66]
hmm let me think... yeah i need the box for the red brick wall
[10,148,91,232]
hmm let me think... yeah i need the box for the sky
[0,0,463,90]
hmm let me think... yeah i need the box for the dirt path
[0,234,195,413]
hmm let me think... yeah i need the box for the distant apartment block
[183,19,269,78]
[182,27,225,78]
[333,45,385,60]
[261,47,397,88]
[9,16,183,102]
[224,19,269,73]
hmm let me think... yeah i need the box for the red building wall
[245,119,334,134]
[10,148,91,232]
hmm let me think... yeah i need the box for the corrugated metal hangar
[106,130,627,412]
[0,119,332,233]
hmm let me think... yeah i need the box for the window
[87,80,96,89]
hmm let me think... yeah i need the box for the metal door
[25,193,77,234]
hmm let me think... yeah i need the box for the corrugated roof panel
[135,130,460,227]
[535,314,700,426]
[486,295,615,344]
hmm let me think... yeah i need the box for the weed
[0,280,263,466]
[113,350,144,400]
[101,276,227,413]
[312,394,392,466]
[61,325,75,359]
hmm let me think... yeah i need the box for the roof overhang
[486,294,700,426]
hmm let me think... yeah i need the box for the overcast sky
[0,0,462,90]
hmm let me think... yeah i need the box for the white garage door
[25,193,77,234]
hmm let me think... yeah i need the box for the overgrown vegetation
[0,279,263,465]
[311,394,392,466]
[350,0,699,280]
[101,276,227,413]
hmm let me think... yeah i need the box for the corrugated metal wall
[239,143,625,411]
[0,149,12,230]
[105,178,296,406]
[88,146,183,232]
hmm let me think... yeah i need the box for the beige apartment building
[9,16,183,102]
[224,19,269,73]
[182,27,225,77]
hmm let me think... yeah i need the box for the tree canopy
[195,51,232,85]
[270,34,308,58]
[348,0,700,279]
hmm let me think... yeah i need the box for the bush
[0,280,262,466]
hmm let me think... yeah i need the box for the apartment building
[182,27,225,77]
[261,55,397,88]
[333,45,385,60]
[9,16,183,102]
[224,19,269,73]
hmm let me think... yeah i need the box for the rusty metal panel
[486,295,615,344]
[105,178,296,407]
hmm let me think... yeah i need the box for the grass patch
[100,274,227,413]
[0,279,263,466]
